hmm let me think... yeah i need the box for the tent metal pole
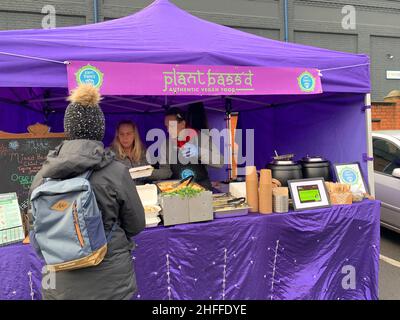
[101,101,145,113]
[204,106,225,113]
[28,96,67,103]
[110,96,162,108]
[42,90,53,125]
[10,87,22,101]
[0,51,67,64]
[0,97,42,114]
[225,98,233,180]
[228,96,271,107]
[365,93,375,197]
[171,96,221,108]
[23,91,49,103]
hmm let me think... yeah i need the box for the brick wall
[372,99,400,130]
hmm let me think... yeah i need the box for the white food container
[129,165,154,180]
[136,184,161,228]
[229,182,247,200]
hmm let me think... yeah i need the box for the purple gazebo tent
[0,0,372,186]
[0,0,381,301]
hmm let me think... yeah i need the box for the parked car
[372,130,400,233]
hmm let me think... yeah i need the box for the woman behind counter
[110,120,171,182]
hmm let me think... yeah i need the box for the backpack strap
[80,170,94,180]
[106,221,118,243]
[43,170,94,183]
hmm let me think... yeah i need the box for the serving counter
[0,200,380,300]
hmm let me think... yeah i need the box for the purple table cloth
[0,200,380,300]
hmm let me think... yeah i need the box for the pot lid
[301,155,327,162]
[270,160,298,165]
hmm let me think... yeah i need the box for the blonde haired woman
[111,120,147,167]
[110,120,171,182]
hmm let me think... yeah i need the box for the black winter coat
[30,139,145,300]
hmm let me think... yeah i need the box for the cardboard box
[329,192,353,205]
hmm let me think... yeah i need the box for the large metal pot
[299,156,331,181]
[266,159,303,187]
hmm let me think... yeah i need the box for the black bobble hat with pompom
[64,84,105,141]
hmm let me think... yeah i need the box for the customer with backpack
[29,84,145,300]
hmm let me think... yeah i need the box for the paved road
[380,227,400,300]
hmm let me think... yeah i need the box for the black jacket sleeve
[117,168,146,238]
[28,170,45,226]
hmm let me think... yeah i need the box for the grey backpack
[30,171,114,272]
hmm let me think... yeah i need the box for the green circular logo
[298,71,316,92]
[75,65,104,88]
[340,168,359,185]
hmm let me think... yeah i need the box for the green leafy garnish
[164,187,203,198]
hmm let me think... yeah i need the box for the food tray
[156,179,204,193]
[213,193,250,219]
[214,206,250,219]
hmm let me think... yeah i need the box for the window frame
[372,134,400,177]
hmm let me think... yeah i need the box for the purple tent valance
[67,61,323,96]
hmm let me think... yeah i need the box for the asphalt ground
[379,227,400,300]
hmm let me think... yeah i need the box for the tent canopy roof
[0,1,370,182]
[0,0,370,114]
[0,0,370,88]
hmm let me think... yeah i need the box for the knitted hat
[64,84,105,141]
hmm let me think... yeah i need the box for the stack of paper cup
[259,169,273,214]
[246,166,259,212]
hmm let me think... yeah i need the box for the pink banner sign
[67,61,323,96]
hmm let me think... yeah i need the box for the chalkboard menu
[0,124,65,211]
